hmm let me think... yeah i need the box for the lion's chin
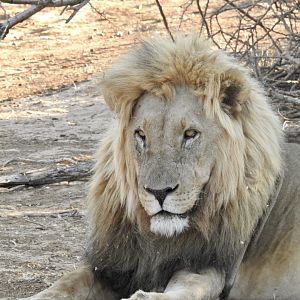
[150,213,189,237]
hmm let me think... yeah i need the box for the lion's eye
[135,129,146,152]
[184,129,199,140]
[135,129,146,140]
[135,129,146,147]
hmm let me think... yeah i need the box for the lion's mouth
[153,210,189,219]
[152,185,208,218]
[149,185,209,237]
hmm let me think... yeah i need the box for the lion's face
[130,87,221,237]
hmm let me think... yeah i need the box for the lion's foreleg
[125,268,225,300]
[164,269,225,300]
[20,264,118,300]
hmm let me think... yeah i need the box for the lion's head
[129,87,217,237]
[88,34,282,248]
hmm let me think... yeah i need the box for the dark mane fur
[86,212,242,298]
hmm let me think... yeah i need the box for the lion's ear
[100,75,144,115]
[221,83,242,114]
[220,71,249,115]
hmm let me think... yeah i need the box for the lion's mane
[86,34,283,286]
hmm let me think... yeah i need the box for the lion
[21,34,300,300]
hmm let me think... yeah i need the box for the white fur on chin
[150,214,189,237]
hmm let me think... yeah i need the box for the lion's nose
[144,184,178,206]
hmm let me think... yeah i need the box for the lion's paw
[122,290,169,300]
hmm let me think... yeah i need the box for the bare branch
[223,0,282,53]
[65,0,89,23]
[178,0,194,29]
[0,4,46,39]
[155,0,174,42]
[0,0,90,39]
[196,0,211,38]
[0,0,85,6]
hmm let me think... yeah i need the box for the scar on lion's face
[129,86,220,237]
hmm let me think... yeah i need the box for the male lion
[22,34,300,300]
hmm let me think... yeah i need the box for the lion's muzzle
[144,184,179,207]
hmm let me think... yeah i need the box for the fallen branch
[0,208,82,218]
[0,161,94,188]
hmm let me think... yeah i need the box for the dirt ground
[0,80,113,298]
[0,1,299,299]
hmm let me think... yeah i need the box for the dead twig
[178,0,194,29]
[196,0,211,38]
[154,0,174,42]
[88,1,115,27]
[65,0,89,23]
[223,0,282,53]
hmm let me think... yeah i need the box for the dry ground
[0,81,112,298]
[0,1,299,299]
